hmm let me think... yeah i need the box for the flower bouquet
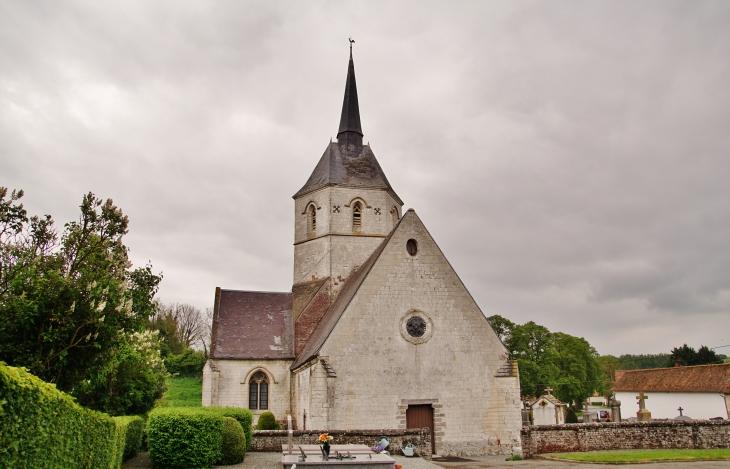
[318,433,334,459]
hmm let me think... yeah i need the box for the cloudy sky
[2,1,729,356]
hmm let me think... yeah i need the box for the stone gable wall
[521,420,730,458]
[251,428,432,460]
[312,211,522,456]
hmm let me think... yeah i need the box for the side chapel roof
[209,288,294,359]
[612,363,730,393]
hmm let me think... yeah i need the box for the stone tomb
[282,444,396,469]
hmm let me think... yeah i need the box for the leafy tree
[545,332,601,406]
[0,189,161,393]
[505,321,553,398]
[667,344,723,367]
[616,353,669,370]
[74,330,168,415]
[597,355,620,397]
[487,314,515,343]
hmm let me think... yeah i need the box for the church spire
[337,40,363,152]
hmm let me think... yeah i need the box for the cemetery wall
[251,428,432,460]
[521,420,730,458]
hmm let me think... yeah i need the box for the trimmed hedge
[114,415,145,460]
[203,406,253,451]
[0,363,123,469]
[147,407,223,469]
[219,417,246,465]
[255,411,280,430]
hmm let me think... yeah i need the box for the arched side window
[308,204,317,237]
[249,371,269,410]
[352,202,362,232]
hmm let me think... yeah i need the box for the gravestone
[636,392,651,422]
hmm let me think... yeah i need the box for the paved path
[123,452,730,469]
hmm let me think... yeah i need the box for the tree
[487,314,515,343]
[505,321,552,398]
[149,302,208,356]
[667,344,723,367]
[74,330,168,415]
[0,189,162,393]
[545,332,602,406]
[597,355,620,397]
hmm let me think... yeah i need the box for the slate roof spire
[337,41,363,151]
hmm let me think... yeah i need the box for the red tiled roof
[210,289,294,359]
[612,363,730,393]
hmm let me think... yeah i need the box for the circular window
[406,239,418,256]
[406,317,427,338]
[399,310,433,344]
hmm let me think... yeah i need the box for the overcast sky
[2,1,729,356]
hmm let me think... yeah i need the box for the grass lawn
[548,449,730,463]
[156,376,202,407]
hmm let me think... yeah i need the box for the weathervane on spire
[349,37,355,54]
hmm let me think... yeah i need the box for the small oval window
[406,239,418,256]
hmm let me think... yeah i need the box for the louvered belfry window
[249,371,269,410]
[353,202,362,230]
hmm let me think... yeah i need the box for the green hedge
[164,349,207,377]
[114,415,145,460]
[0,363,123,469]
[202,406,253,451]
[255,411,280,430]
[147,407,223,469]
[219,417,246,465]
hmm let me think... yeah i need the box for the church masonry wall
[202,359,292,425]
[314,211,522,456]
[293,186,402,298]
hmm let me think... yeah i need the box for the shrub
[0,363,122,469]
[219,417,246,465]
[255,411,281,430]
[566,407,579,423]
[203,407,253,450]
[114,415,145,460]
[147,407,223,469]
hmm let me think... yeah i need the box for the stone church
[202,50,522,456]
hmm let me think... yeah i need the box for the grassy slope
[156,377,202,407]
[549,449,730,462]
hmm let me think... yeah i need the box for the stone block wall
[521,420,730,458]
[251,428,432,460]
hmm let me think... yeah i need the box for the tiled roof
[210,289,294,360]
[292,142,401,204]
[290,211,407,370]
[533,394,566,407]
[612,363,730,393]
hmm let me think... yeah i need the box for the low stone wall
[252,428,432,460]
[521,420,730,458]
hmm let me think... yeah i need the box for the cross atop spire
[337,39,363,153]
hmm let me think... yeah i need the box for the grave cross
[678,407,684,416]
[636,392,649,410]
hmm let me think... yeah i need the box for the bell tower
[292,47,403,314]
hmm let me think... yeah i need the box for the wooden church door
[406,404,435,454]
